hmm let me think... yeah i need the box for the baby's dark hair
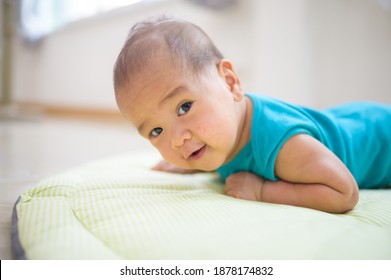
[113,16,224,96]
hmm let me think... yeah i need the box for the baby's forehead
[118,62,179,108]
[132,43,183,75]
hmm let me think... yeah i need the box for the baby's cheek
[151,141,170,159]
[192,117,210,135]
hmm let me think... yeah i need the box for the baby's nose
[171,127,192,149]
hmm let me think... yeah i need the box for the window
[20,0,143,42]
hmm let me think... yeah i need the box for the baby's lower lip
[189,145,206,160]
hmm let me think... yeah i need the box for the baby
[113,16,391,214]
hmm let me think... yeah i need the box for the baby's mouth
[189,145,206,160]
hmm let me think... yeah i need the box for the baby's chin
[164,151,227,172]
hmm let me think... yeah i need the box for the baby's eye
[178,102,192,116]
[150,127,163,137]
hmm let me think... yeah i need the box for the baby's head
[113,16,247,171]
[114,16,223,97]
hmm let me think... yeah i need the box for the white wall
[11,0,391,111]
[245,0,314,105]
[243,0,391,107]
[307,0,391,107]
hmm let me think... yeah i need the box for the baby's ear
[217,59,244,101]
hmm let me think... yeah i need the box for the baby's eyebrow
[159,86,186,106]
[137,123,146,135]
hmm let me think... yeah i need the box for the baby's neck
[225,96,253,163]
[239,96,253,148]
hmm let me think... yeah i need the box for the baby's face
[118,58,246,171]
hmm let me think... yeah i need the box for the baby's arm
[224,134,359,213]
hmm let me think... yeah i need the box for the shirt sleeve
[249,95,321,181]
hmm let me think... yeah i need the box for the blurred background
[2,0,391,114]
[0,0,390,259]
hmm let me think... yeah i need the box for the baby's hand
[224,172,265,201]
[152,159,200,174]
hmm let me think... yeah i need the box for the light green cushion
[14,151,391,259]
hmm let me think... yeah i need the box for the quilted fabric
[12,151,391,259]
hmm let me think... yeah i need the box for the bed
[12,151,391,259]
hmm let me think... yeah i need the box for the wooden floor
[0,114,153,259]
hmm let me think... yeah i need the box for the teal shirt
[217,94,391,189]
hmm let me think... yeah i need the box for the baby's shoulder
[327,101,391,120]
